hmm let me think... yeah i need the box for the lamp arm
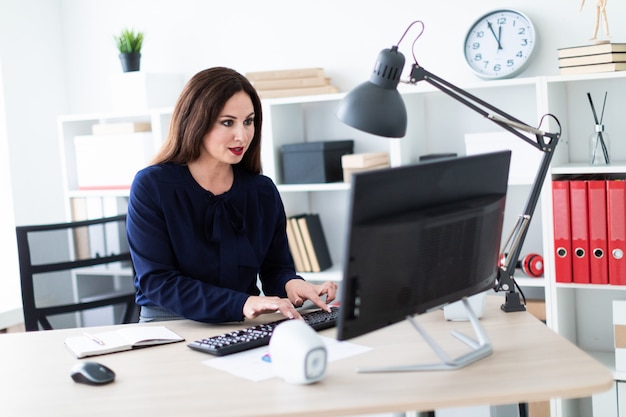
[497,147,556,311]
[408,64,561,312]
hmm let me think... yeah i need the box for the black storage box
[281,140,354,184]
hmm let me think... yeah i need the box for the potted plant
[114,28,144,72]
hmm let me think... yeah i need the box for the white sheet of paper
[203,336,371,381]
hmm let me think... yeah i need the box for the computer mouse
[70,361,116,385]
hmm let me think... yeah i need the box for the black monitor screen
[337,150,511,341]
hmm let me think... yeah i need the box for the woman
[126,67,338,323]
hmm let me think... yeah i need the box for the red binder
[569,180,590,283]
[587,180,608,284]
[552,180,572,283]
[606,180,626,285]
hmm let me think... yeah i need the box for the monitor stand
[357,298,493,373]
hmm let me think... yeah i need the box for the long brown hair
[152,67,263,174]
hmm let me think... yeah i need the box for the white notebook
[64,326,184,358]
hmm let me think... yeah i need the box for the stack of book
[558,42,626,75]
[341,152,390,183]
[246,68,339,99]
[285,213,332,273]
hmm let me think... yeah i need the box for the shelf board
[297,264,343,282]
[552,162,626,175]
[546,71,626,84]
[260,74,545,107]
[74,266,134,277]
[67,189,131,198]
[515,276,545,288]
[277,182,350,193]
[297,269,545,287]
[262,92,345,105]
[555,282,626,290]
[58,107,174,123]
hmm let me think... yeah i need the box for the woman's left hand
[285,279,339,311]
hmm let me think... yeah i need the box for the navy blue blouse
[126,163,300,323]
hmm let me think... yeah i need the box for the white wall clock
[464,9,536,79]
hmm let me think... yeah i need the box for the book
[552,180,572,283]
[245,67,325,81]
[559,62,626,75]
[607,180,626,285]
[70,197,90,259]
[64,326,184,358]
[256,85,339,99]
[559,52,626,67]
[296,214,332,272]
[251,77,330,91]
[285,218,306,272]
[569,180,590,283]
[341,152,390,169]
[587,180,609,285]
[295,216,317,272]
[558,42,626,59]
[289,215,311,272]
[91,122,152,135]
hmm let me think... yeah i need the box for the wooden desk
[0,297,612,417]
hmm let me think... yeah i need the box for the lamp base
[501,292,526,312]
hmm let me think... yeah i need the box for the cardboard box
[280,140,353,184]
[526,299,547,322]
[341,152,389,169]
[342,164,390,183]
[613,300,626,371]
[528,401,551,417]
[74,133,154,190]
[341,152,390,183]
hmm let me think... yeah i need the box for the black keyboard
[187,307,340,356]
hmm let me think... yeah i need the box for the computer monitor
[336,150,511,371]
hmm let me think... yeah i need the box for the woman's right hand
[243,295,302,320]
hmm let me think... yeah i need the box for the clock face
[464,9,536,79]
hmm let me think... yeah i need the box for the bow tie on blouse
[204,195,258,284]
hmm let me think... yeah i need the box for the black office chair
[16,214,138,331]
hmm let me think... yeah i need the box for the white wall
[58,0,626,113]
[0,0,68,323]
[0,57,22,327]
[1,0,626,321]
[0,0,67,226]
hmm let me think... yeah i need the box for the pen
[83,332,105,346]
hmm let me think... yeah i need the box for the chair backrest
[16,214,138,331]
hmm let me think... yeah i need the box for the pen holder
[590,124,610,165]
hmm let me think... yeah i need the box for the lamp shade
[337,46,408,138]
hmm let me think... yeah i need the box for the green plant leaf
[114,27,144,54]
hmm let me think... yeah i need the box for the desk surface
[0,297,613,417]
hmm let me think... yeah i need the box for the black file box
[281,140,354,184]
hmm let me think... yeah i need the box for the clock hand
[497,25,503,50]
[487,21,503,51]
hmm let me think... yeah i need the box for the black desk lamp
[337,21,562,312]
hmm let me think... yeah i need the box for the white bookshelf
[58,72,626,415]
